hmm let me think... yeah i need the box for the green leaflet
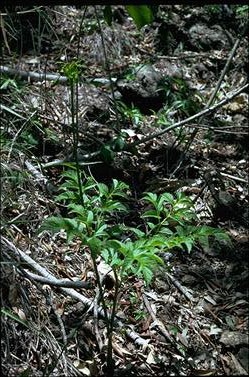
[126,5,154,30]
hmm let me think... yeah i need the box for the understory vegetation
[1,5,248,377]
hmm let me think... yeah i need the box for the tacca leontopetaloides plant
[39,168,229,375]
[45,43,228,375]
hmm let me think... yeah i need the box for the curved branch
[1,236,149,347]
[21,270,93,289]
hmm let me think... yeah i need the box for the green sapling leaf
[126,5,153,30]
[103,5,113,26]
[100,145,114,163]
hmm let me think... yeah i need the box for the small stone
[237,347,249,372]
[220,331,248,347]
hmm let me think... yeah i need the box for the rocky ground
[1,5,248,376]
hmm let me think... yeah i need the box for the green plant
[134,308,146,321]
[129,291,138,305]
[141,191,229,252]
[20,129,39,147]
[158,77,202,118]
[116,101,144,127]
[0,77,21,93]
[103,5,154,30]
[38,168,229,375]
[234,5,249,19]
[205,5,222,15]
[121,292,147,322]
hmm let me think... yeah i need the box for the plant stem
[69,80,85,207]
[91,255,110,332]
[106,269,120,376]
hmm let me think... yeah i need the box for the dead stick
[129,83,248,148]
[22,270,93,289]
[166,272,194,301]
[142,293,174,344]
[0,65,116,85]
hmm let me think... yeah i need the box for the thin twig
[0,7,43,16]
[166,272,194,301]
[41,152,101,169]
[43,286,68,349]
[142,293,174,344]
[0,14,11,54]
[220,172,248,184]
[93,288,104,351]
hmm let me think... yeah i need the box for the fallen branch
[41,152,101,169]
[25,159,49,186]
[129,83,248,148]
[0,65,68,83]
[220,172,248,184]
[166,272,194,302]
[0,65,116,86]
[1,236,148,347]
[21,270,93,289]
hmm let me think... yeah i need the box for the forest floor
[1,5,248,376]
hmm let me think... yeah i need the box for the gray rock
[237,347,249,372]
[116,64,165,113]
[189,23,230,50]
[220,331,249,347]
